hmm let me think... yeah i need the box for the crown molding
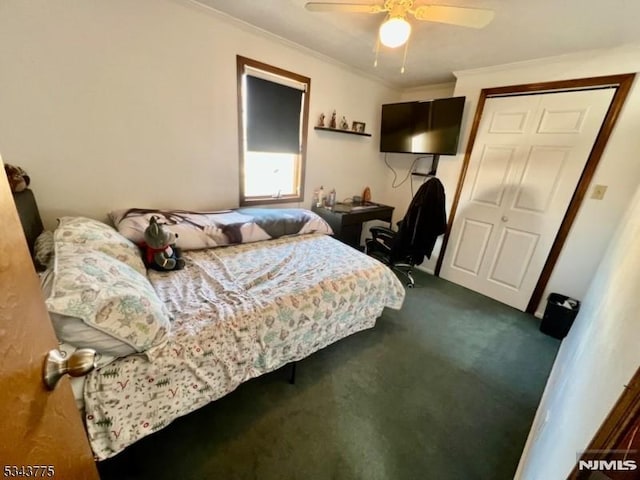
[180,0,401,91]
[401,81,456,94]
[453,43,640,79]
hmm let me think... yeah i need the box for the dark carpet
[98,271,559,480]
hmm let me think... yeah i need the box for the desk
[312,202,394,249]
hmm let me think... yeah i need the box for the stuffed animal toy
[4,163,30,193]
[140,216,185,271]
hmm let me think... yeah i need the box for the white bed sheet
[82,234,405,460]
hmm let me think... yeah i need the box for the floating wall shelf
[314,126,371,137]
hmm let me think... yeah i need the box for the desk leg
[341,224,364,249]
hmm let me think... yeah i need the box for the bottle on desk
[328,188,336,207]
[318,186,325,207]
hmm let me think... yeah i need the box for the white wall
[448,45,640,312]
[399,82,456,102]
[515,183,640,479]
[0,0,399,229]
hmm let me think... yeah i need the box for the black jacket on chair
[392,176,447,265]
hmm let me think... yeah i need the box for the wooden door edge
[567,366,640,479]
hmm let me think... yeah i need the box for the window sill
[240,196,303,207]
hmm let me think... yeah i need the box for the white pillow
[41,270,137,358]
[55,216,146,275]
[45,243,171,354]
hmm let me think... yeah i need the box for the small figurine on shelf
[317,113,325,127]
[339,116,349,130]
[329,110,337,129]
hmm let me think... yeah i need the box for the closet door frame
[434,73,636,314]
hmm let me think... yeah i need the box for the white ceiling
[191,0,640,89]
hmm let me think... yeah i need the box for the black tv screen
[380,96,465,155]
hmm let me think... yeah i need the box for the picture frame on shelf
[352,121,366,133]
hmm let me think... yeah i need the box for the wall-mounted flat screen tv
[380,96,465,155]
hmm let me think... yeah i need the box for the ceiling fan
[305,0,495,48]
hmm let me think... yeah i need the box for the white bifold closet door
[440,88,615,311]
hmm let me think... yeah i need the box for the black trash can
[539,293,580,339]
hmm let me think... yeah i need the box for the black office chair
[365,177,446,288]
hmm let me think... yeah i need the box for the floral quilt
[83,233,405,460]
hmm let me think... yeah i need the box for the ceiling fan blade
[305,2,385,14]
[413,5,495,28]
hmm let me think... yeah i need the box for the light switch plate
[591,184,607,200]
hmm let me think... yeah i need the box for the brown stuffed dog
[4,163,30,193]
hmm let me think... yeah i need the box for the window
[237,56,311,206]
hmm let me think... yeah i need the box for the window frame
[236,55,310,206]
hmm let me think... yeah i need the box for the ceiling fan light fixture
[379,16,411,48]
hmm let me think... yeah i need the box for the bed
[16,191,406,460]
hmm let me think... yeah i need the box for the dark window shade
[246,75,303,154]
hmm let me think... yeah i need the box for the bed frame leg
[289,362,297,385]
